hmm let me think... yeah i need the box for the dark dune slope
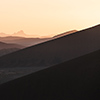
[0,49,100,100]
[0,25,100,67]
[0,48,20,57]
[0,41,24,56]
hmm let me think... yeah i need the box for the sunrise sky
[0,0,100,37]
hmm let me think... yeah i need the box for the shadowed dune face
[0,50,100,100]
[0,48,20,57]
[0,25,100,68]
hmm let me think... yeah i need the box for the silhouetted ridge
[0,49,100,99]
[0,24,100,68]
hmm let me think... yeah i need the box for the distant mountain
[53,30,77,38]
[0,30,77,47]
[0,49,100,100]
[0,31,28,38]
[12,30,43,38]
[0,30,43,38]
[0,33,9,37]
[12,30,27,37]
[0,25,100,68]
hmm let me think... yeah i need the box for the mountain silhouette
[0,30,77,47]
[0,33,9,37]
[12,30,27,37]
[0,49,100,100]
[0,25,100,68]
[0,30,47,38]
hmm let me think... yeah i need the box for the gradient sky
[0,0,100,37]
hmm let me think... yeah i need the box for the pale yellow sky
[0,0,100,37]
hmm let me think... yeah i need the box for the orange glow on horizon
[0,0,100,37]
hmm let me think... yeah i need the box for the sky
[0,0,100,37]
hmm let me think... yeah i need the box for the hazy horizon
[0,0,100,37]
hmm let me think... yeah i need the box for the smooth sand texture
[0,49,100,100]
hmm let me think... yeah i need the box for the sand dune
[0,25,100,68]
[0,49,100,99]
